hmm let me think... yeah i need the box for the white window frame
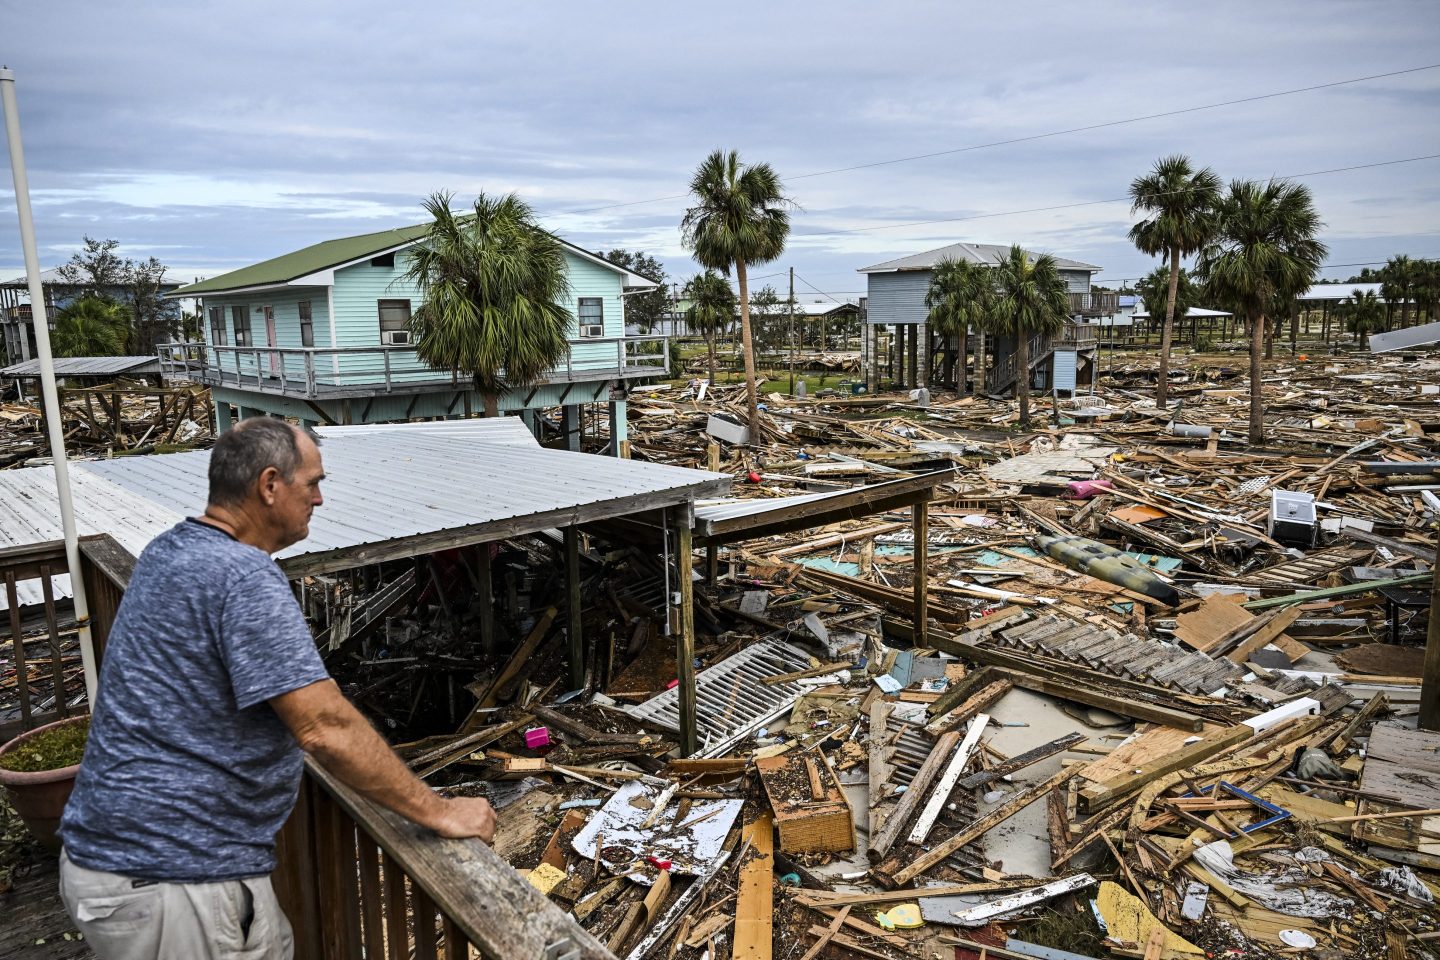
[577,297,604,338]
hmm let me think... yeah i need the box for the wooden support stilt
[673,509,698,756]
[912,498,929,644]
[564,526,583,691]
[476,543,495,656]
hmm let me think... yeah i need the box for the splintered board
[755,750,855,855]
[1363,725,1440,809]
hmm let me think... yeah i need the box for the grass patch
[0,717,89,772]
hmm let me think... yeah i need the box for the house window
[231,305,251,346]
[298,300,315,348]
[208,306,226,346]
[378,299,412,345]
[577,297,604,338]
[370,252,395,268]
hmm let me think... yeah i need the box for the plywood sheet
[1078,723,1226,785]
[1362,725,1440,809]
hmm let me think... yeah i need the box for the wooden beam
[867,727,964,862]
[1424,541,1440,732]
[475,544,495,656]
[564,526,583,691]
[1078,724,1251,811]
[879,766,1076,888]
[733,813,775,960]
[909,714,989,844]
[673,509,698,757]
[913,497,929,646]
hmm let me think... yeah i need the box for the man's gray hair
[208,418,320,507]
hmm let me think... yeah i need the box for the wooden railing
[0,535,133,740]
[1068,291,1119,317]
[1,534,606,957]
[275,760,613,960]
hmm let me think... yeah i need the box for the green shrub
[0,718,90,772]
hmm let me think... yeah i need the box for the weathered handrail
[275,758,614,960]
[157,337,670,400]
[0,535,132,739]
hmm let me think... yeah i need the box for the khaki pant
[59,849,294,960]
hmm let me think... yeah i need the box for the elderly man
[58,418,494,959]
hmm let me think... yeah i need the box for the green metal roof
[173,223,432,296]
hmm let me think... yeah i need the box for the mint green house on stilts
[160,223,668,455]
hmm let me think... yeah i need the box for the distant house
[857,241,1110,395]
[160,222,665,454]
[0,268,185,363]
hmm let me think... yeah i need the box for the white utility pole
[1,67,99,704]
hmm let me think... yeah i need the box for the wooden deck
[0,854,92,960]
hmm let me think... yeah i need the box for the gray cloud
[1,0,1438,295]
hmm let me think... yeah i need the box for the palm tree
[1196,179,1326,445]
[990,246,1069,426]
[51,296,130,358]
[682,150,791,435]
[1135,266,1197,347]
[403,191,571,416]
[925,258,995,395]
[683,270,735,388]
[1340,288,1384,343]
[1381,255,1415,329]
[1128,155,1222,408]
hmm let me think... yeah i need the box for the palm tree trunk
[1249,309,1265,446]
[973,329,987,396]
[735,258,761,437]
[1158,246,1180,408]
[706,330,717,388]
[1016,333,1031,426]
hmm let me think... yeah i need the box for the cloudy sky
[2,0,1438,302]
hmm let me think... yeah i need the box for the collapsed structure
[3,346,1440,959]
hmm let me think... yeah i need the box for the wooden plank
[734,813,775,960]
[867,700,893,843]
[879,766,1076,888]
[381,850,408,960]
[908,714,990,845]
[867,727,964,862]
[675,513,698,757]
[461,606,557,728]
[565,526,584,691]
[1078,725,1251,811]
[923,679,1011,735]
[304,761,614,960]
[913,498,929,646]
[960,732,1086,791]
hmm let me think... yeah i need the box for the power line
[794,154,1440,238]
[564,63,1440,216]
[793,272,846,305]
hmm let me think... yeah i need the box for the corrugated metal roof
[1131,306,1232,319]
[1298,282,1391,302]
[859,242,1101,274]
[2,356,162,378]
[0,418,730,608]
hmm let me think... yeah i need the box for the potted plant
[0,714,90,852]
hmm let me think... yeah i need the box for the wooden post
[706,544,719,585]
[564,526,583,691]
[476,544,495,656]
[912,498,929,644]
[673,509,698,756]
[1421,539,1440,731]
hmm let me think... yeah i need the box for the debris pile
[307,350,1440,958]
[0,382,212,466]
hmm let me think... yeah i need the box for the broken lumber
[1078,724,1251,811]
[734,813,775,960]
[959,732,1085,791]
[878,766,1076,888]
[867,726,964,862]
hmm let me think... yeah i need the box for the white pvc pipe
[1,67,99,705]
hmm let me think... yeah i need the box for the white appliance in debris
[1268,489,1317,548]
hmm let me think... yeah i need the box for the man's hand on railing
[432,796,497,844]
[272,678,498,846]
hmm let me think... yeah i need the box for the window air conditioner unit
[581,324,604,338]
[381,330,411,346]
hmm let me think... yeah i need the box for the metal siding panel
[0,420,730,587]
[1053,350,1077,393]
[1061,271,1090,294]
[865,271,932,325]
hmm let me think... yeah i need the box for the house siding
[1053,349,1077,393]
[199,249,631,388]
[865,271,932,326]
[1060,270,1091,295]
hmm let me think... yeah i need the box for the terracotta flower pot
[0,715,88,853]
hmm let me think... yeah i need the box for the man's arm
[270,679,495,843]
